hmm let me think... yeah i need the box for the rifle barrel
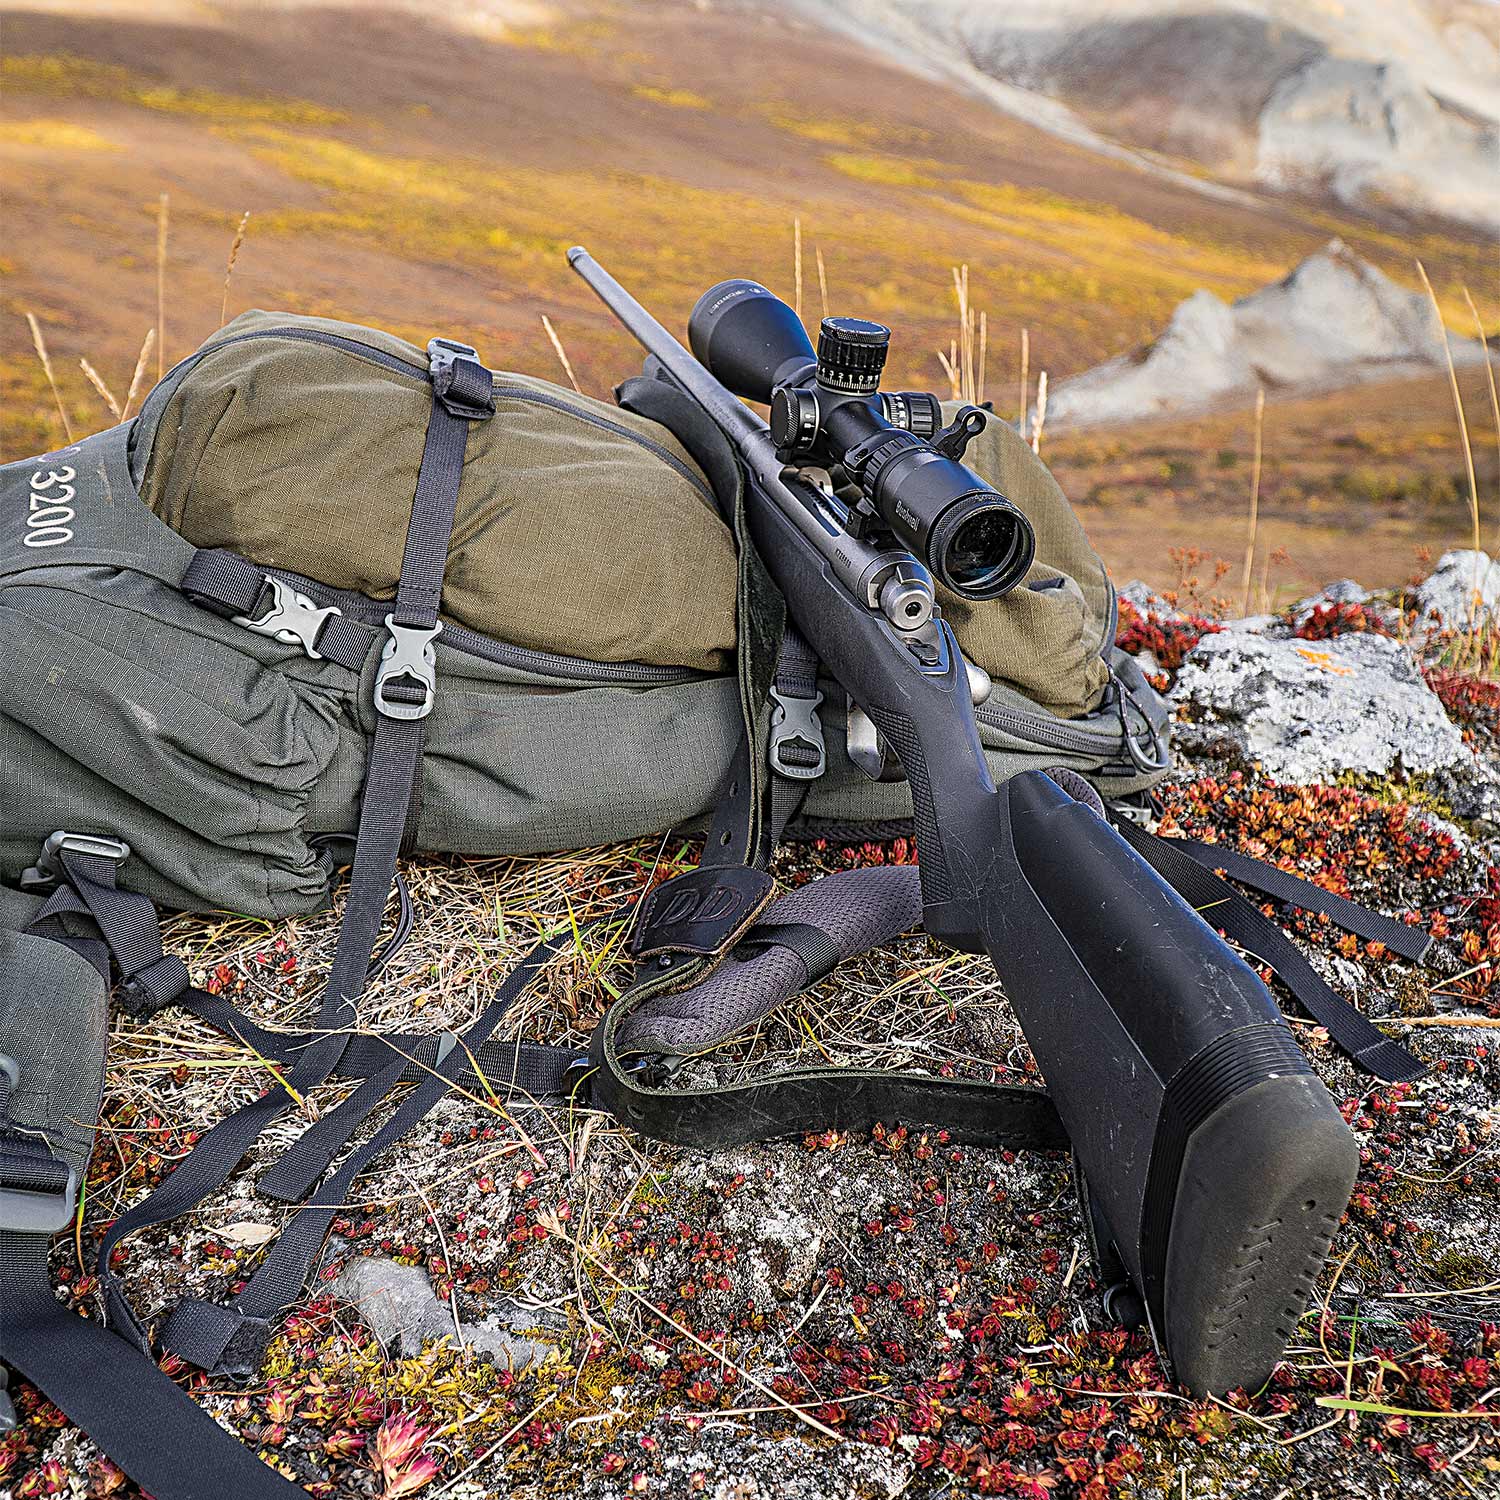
[567,247,764,450]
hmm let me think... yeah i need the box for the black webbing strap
[0,1232,305,1498]
[1167,838,1432,962]
[161,925,582,1376]
[30,851,191,1016]
[736,920,844,987]
[181,548,375,671]
[96,340,494,1360]
[0,1034,306,1498]
[1115,821,1425,1083]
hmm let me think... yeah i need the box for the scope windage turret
[688,279,1034,600]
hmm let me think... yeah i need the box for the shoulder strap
[0,926,306,1497]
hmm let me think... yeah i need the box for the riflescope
[687,279,1035,599]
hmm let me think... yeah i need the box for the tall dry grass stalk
[1461,286,1499,515]
[815,245,829,322]
[793,217,803,322]
[121,328,155,421]
[1240,387,1265,615]
[156,192,169,380]
[1018,327,1029,438]
[26,312,74,442]
[221,210,251,327]
[936,265,989,404]
[937,342,960,400]
[541,315,582,394]
[977,311,987,408]
[1030,370,1048,455]
[80,357,121,420]
[1416,259,1482,620]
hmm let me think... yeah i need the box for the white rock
[1416,549,1500,629]
[1044,240,1492,428]
[1172,629,1470,782]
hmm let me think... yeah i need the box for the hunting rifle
[569,247,1359,1396]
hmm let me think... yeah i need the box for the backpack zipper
[433,619,705,686]
[974,697,1123,754]
[246,563,709,686]
[142,326,717,509]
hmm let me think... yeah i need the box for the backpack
[0,318,1422,1493]
[1,310,1168,918]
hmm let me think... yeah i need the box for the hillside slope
[1,0,1493,593]
[790,0,1500,232]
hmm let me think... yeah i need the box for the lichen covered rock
[1172,627,1479,788]
[1416,549,1500,630]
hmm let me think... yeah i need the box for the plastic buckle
[768,685,826,780]
[0,1141,79,1234]
[559,1053,594,1101]
[374,617,442,720]
[427,336,495,420]
[1110,668,1172,776]
[19,829,131,893]
[234,574,342,660]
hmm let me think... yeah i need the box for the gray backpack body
[1,313,1169,918]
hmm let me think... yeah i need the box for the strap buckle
[19,829,131,893]
[0,1137,79,1234]
[560,1053,594,1101]
[768,685,826,780]
[374,617,442,720]
[427,337,495,420]
[233,574,342,660]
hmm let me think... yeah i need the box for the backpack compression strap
[84,338,497,1370]
[1112,821,1425,1083]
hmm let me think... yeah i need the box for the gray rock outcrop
[1171,629,1469,783]
[1044,240,1492,428]
[1416,549,1500,630]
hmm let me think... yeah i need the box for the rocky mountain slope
[1046,237,1494,427]
[789,0,1500,232]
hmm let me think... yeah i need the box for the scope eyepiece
[877,389,943,439]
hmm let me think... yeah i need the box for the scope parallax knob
[816,316,890,395]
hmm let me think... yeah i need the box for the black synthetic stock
[714,382,1355,1394]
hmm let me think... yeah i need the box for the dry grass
[1240,387,1265,615]
[1416,261,1482,602]
[540,314,582,395]
[25,309,72,442]
[220,209,251,328]
[78,354,120,419]
[155,192,169,381]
